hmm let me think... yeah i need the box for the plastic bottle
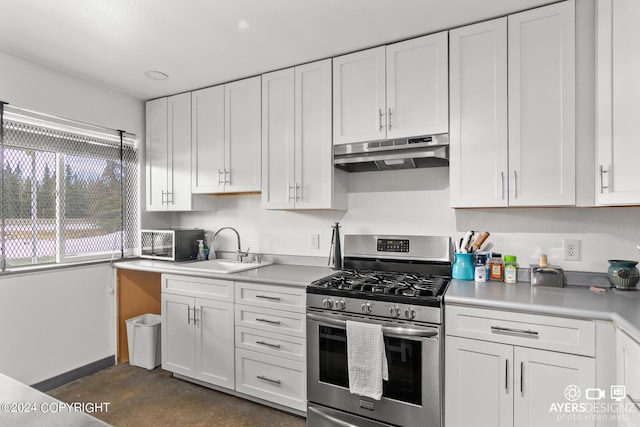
[203,242,210,260]
[474,253,487,283]
[197,240,205,261]
[504,255,517,284]
[489,253,504,281]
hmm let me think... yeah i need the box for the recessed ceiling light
[237,19,250,31]
[144,71,169,81]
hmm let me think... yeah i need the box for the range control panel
[377,239,410,253]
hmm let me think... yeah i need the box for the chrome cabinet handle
[166,191,173,204]
[379,109,384,131]
[295,183,300,201]
[187,306,192,325]
[257,375,281,385]
[500,172,505,200]
[256,340,282,349]
[287,184,294,201]
[491,326,539,337]
[194,308,200,325]
[218,169,223,186]
[505,359,509,392]
[256,295,281,301]
[388,107,392,130]
[599,165,610,193]
[224,169,230,184]
[520,361,524,395]
[161,190,166,205]
[513,171,518,199]
[256,318,281,325]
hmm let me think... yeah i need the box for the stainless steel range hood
[333,134,449,172]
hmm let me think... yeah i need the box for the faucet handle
[238,247,250,262]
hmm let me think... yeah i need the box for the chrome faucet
[213,227,248,262]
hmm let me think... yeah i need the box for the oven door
[307,310,442,427]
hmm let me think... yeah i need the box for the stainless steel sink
[176,259,272,274]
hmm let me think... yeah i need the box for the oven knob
[404,308,416,320]
[322,298,333,309]
[361,303,372,314]
[389,306,400,317]
[335,300,346,311]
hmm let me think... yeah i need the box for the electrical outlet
[563,239,581,261]
[310,233,320,250]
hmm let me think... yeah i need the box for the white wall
[0,264,114,385]
[177,167,640,274]
[0,50,166,383]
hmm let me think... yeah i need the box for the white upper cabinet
[333,32,448,145]
[449,18,509,208]
[333,46,386,145]
[450,1,576,208]
[191,76,261,194]
[386,32,448,139]
[596,0,640,205]
[262,59,347,210]
[508,0,575,206]
[225,77,262,193]
[192,85,225,194]
[146,92,192,211]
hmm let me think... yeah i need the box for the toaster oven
[140,229,204,261]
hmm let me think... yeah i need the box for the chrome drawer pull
[256,318,281,325]
[256,340,282,349]
[257,375,281,385]
[520,362,524,395]
[491,326,539,337]
[505,359,509,392]
[256,295,281,301]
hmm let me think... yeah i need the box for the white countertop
[445,279,640,343]
[112,259,335,287]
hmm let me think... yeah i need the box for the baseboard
[31,355,115,392]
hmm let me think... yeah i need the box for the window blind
[0,103,138,270]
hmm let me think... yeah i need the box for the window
[0,104,138,270]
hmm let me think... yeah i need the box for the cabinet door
[295,59,333,209]
[161,293,195,377]
[445,336,514,427]
[225,76,262,193]
[166,93,192,211]
[261,68,295,209]
[617,330,640,427]
[192,86,225,194]
[145,97,168,211]
[333,46,386,145]
[195,298,235,389]
[514,347,595,427]
[508,1,575,206]
[596,0,640,206]
[386,32,448,139]
[449,18,508,208]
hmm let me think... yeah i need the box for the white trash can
[126,313,161,370]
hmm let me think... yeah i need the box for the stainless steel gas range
[306,234,452,427]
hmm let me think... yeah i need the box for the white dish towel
[346,320,389,400]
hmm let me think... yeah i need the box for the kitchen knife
[460,231,473,253]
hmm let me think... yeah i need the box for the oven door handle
[307,312,438,338]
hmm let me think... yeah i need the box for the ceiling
[0,0,556,101]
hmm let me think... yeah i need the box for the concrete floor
[47,363,306,427]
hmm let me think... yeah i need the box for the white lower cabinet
[616,329,640,427]
[161,275,235,390]
[235,348,306,411]
[446,305,597,427]
[234,281,306,412]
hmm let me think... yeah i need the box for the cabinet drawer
[162,274,233,302]
[235,348,306,411]
[235,282,305,313]
[445,305,595,356]
[235,304,305,338]
[235,326,305,363]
